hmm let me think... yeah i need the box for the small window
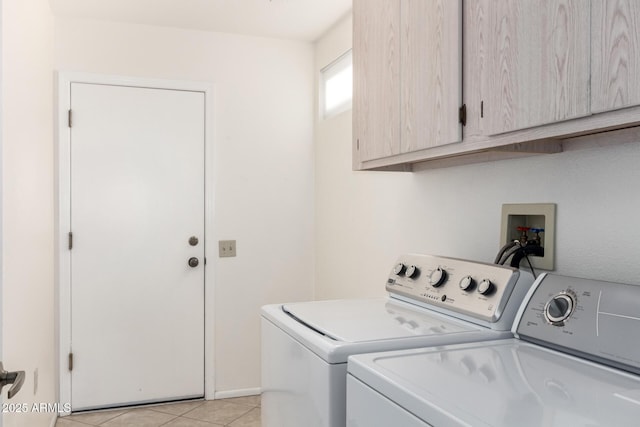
[320,50,352,119]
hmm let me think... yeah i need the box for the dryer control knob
[429,268,447,287]
[405,265,419,279]
[544,293,574,325]
[477,279,494,295]
[393,263,406,275]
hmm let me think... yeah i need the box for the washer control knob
[405,265,419,279]
[429,268,447,287]
[545,293,574,325]
[393,263,406,276]
[477,279,494,295]
[459,276,475,292]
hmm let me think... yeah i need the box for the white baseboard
[213,387,261,400]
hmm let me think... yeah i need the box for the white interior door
[70,83,205,410]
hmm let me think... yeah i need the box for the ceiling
[50,0,353,42]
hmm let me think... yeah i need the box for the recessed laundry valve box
[500,203,555,270]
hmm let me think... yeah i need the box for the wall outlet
[219,240,237,258]
[500,203,556,271]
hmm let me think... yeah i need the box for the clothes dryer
[347,273,640,427]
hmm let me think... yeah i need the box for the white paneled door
[69,83,205,410]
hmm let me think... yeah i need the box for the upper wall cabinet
[353,0,401,162]
[592,1,640,113]
[483,1,591,135]
[400,1,462,153]
[353,0,462,166]
[353,0,640,171]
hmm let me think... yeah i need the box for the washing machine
[261,253,535,427]
[347,273,640,426]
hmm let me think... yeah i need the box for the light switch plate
[219,240,236,258]
[500,203,555,271]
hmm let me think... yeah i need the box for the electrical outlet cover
[218,240,236,258]
[500,203,555,271]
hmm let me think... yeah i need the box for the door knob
[0,362,25,399]
[188,257,199,268]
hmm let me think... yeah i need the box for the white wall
[2,0,57,426]
[315,15,640,301]
[54,19,315,395]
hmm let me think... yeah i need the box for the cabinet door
[592,1,640,113]
[401,0,462,152]
[485,1,590,135]
[353,0,401,162]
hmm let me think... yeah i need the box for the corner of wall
[3,0,57,425]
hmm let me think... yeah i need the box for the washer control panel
[516,274,640,373]
[386,254,523,323]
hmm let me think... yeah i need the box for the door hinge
[68,232,73,250]
[68,353,73,372]
[459,104,467,126]
[68,110,73,128]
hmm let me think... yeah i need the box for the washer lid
[282,298,467,343]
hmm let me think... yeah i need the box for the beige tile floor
[55,396,261,427]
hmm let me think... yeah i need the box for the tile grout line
[59,397,261,427]
[98,409,179,427]
[227,406,261,427]
[222,406,254,426]
[155,413,183,427]
[147,400,207,417]
[179,401,256,423]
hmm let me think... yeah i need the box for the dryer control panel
[386,254,532,329]
[516,274,640,374]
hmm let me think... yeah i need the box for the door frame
[56,72,215,414]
